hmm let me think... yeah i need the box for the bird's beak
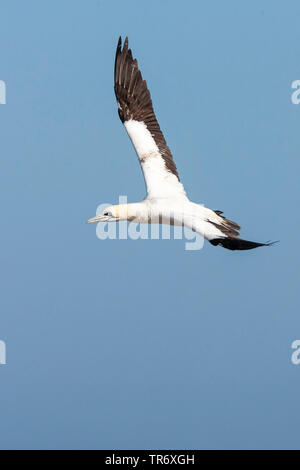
[86,215,114,224]
[86,215,110,224]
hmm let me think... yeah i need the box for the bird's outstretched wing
[114,37,186,199]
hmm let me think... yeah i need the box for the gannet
[88,37,275,251]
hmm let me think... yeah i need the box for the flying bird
[88,37,275,251]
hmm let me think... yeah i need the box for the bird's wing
[114,37,186,199]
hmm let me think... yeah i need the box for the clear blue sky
[0,0,300,450]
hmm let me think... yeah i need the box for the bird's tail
[209,237,278,251]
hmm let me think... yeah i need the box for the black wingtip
[115,37,122,79]
[115,37,122,60]
[210,237,279,251]
[116,36,122,53]
[117,36,129,51]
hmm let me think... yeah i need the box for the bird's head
[87,205,120,224]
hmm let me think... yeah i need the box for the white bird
[88,37,275,251]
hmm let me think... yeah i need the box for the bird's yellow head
[87,204,133,224]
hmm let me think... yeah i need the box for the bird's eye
[103,212,109,216]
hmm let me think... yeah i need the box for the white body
[122,120,226,241]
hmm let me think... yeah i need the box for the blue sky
[0,0,300,450]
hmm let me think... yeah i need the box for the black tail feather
[209,237,278,251]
